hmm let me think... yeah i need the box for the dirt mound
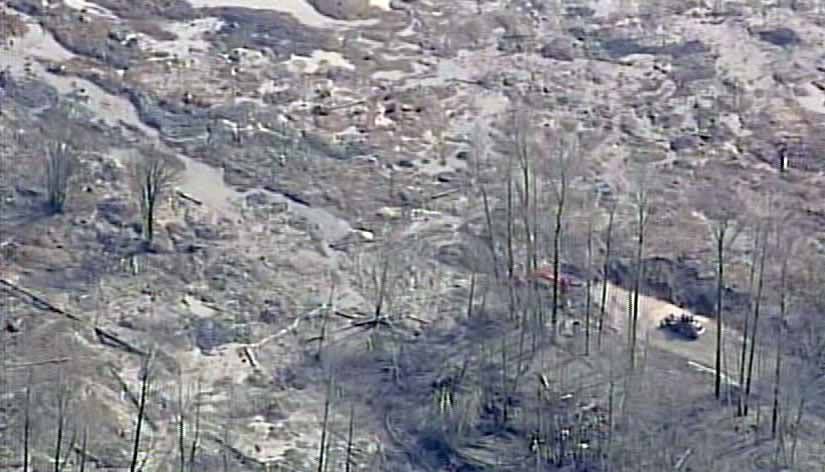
[309,0,370,20]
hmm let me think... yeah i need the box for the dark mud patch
[204,7,337,61]
[88,0,197,21]
[44,11,141,69]
[601,37,709,60]
[754,27,801,48]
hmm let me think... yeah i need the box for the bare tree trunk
[771,228,793,438]
[188,377,202,472]
[222,384,235,472]
[598,205,616,349]
[317,374,335,472]
[177,370,186,472]
[23,370,32,472]
[130,153,182,245]
[506,159,516,321]
[345,404,355,472]
[744,225,770,416]
[552,199,564,336]
[318,279,336,360]
[480,185,501,280]
[45,141,76,214]
[584,207,594,356]
[788,395,806,466]
[78,427,88,472]
[373,253,392,323]
[714,227,725,399]
[130,353,154,472]
[630,218,645,370]
[738,225,760,416]
[630,169,650,370]
[466,273,476,319]
[53,376,69,472]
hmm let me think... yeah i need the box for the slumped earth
[1,0,824,470]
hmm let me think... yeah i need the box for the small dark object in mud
[670,135,702,152]
[540,38,575,62]
[5,318,22,333]
[311,104,329,116]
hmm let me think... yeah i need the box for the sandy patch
[62,0,118,19]
[286,50,355,74]
[369,0,391,10]
[795,81,825,114]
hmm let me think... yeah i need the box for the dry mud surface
[1,0,825,470]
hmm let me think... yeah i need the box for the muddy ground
[1,0,825,470]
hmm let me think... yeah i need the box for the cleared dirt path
[594,281,746,386]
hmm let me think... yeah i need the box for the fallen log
[0,279,83,322]
[95,327,148,357]
[205,431,266,468]
[1,279,148,358]
[176,190,203,205]
[240,346,258,369]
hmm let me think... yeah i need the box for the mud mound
[309,0,369,20]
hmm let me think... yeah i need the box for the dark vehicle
[659,313,705,340]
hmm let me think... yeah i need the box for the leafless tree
[628,165,652,370]
[44,141,77,213]
[317,373,335,472]
[597,199,617,349]
[344,403,355,472]
[23,369,33,472]
[694,184,745,398]
[737,219,764,417]
[129,151,182,244]
[509,107,540,326]
[317,275,337,360]
[176,370,202,472]
[582,192,597,356]
[53,371,72,472]
[130,350,155,472]
[78,426,88,472]
[543,125,580,337]
[769,210,801,438]
[743,194,776,416]
[188,377,202,471]
[786,251,825,466]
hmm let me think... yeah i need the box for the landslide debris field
[1,0,824,471]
